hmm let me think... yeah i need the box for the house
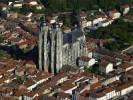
[92,18,100,25]
[46,16,56,24]
[71,72,99,85]
[0,3,8,11]
[24,0,38,6]
[93,15,107,26]
[56,92,71,100]
[13,1,23,8]
[35,83,52,95]
[59,21,63,27]
[116,81,133,96]
[118,63,133,72]
[23,79,37,90]
[0,70,7,78]
[94,48,122,66]
[109,10,121,19]
[8,12,18,19]
[18,41,28,49]
[15,67,25,76]
[86,16,94,27]
[80,15,93,28]
[96,15,106,22]
[14,88,28,100]
[26,67,37,75]
[89,87,116,100]
[23,91,38,100]
[0,87,13,97]
[29,1,38,6]
[33,71,53,85]
[62,26,71,33]
[102,55,122,66]
[80,11,87,20]
[121,5,130,15]
[0,77,7,86]
[78,56,95,68]
[89,90,106,100]
[36,5,43,10]
[8,2,13,6]
[24,71,52,91]
[104,87,116,100]
[51,73,68,85]
[86,20,92,27]
[76,82,91,94]
[70,73,85,84]
[88,51,93,58]
[131,4,133,8]
[98,18,114,27]
[4,74,17,83]
[81,19,88,28]
[34,95,57,100]
[99,60,113,74]
[126,69,133,79]
[59,80,78,94]
[102,76,120,86]
[0,23,5,33]
[86,38,97,55]
[25,60,36,68]
[60,65,79,74]
[90,82,102,90]
[4,66,16,73]
[74,76,89,86]
[0,96,15,100]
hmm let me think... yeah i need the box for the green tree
[0,36,3,43]
[63,15,71,27]
[0,50,10,58]
[87,19,133,51]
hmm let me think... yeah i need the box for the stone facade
[39,17,87,73]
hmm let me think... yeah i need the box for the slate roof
[63,29,83,44]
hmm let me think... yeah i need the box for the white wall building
[99,61,113,74]
[120,84,133,96]
[13,1,23,8]
[29,1,38,6]
[98,19,114,27]
[78,56,95,68]
[109,10,121,19]
[122,5,130,15]
[118,63,133,72]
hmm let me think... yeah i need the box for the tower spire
[55,24,63,73]
[39,16,49,71]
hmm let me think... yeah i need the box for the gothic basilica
[39,17,87,73]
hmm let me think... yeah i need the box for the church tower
[38,17,63,74]
[39,16,49,72]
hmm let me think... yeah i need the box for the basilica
[39,17,87,74]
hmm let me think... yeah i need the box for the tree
[0,36,3,43]
[20,4,32,14]
[0,0,15,4]
[87,19,133,51]
[63,15,71,27]
[0,50,10,58]
[40,0,132,12]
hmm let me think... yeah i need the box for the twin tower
[39,17,87,74]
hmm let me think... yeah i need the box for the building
[99,60,113,74]
[78,56,95,68]
[13,1,23,8]
[118,63,133,72]
[39,17,87,73]
[89,87,116,100]
[121,5,130,15]
[98,18,113,27]
[109,10,121,19]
